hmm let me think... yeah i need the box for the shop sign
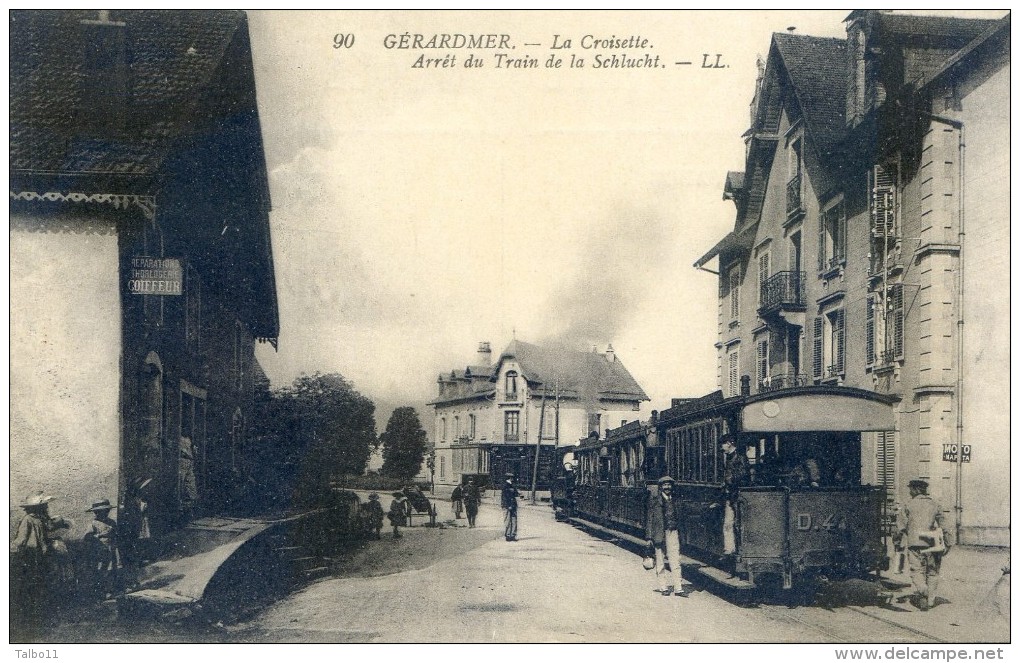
[128,257,182,295]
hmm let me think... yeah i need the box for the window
[440,456,446,479]
[587,413,601,437]
[755,338,769,389]
[729,266,741,319]
[867,284,904,366]
[468,414,476,440]
[440,417,447,442]
[542,409,555,438]
[453,416,460,440]
[728,349,740,396]
[814,308,845,380]
[504,411,519,442]
[819,199,847,272]
[505,371,518,400]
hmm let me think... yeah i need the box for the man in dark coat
[363,493,385,540]
[463,479,481,528]
[645,476,685,596]
[10,492,70,632]
[450,483,464,519]
[721,436,748,557]
[501,475,520,541]
[387,492,409,538]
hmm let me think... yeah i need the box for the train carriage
[562,386,895,591]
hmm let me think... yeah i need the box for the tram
[559,387,893,590]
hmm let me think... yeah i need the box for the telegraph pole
[530,388,548,504]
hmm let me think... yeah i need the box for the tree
[251,373,377,507]
[380,407,428,481]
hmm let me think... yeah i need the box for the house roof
[771,33,848,157]
[495,340,649,402]
[10,10,280,344]
[10,10,245,175]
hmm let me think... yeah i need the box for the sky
[245,10,995,430]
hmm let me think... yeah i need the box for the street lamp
[426,450,436,495]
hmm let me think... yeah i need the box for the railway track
[571,515,943,642]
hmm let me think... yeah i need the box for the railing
[786,175,803,219]
[880,350,898,365]
[759,373,809,393]
[504,433,519,442]
[825,364,843,379]
[759,271,806,314]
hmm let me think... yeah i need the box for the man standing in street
[463,479,481,528]
[646,476,686,597]
[501,475,520,541]
[450,482,464,520]
[897,478,949,611]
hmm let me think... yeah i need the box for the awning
[694,230,754,268]
[740,387,896,433]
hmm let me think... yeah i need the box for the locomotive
[554,386,894,591]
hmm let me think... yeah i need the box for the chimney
[605,343,615,363]
[79,10,129,134]
[477,341,492,366]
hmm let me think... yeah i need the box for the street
[230,500,966,644]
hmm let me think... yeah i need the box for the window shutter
[728,351,739,396]
[872,164,897,239]
[836,202,847,262]
[818,211,827,271]
[730,267,740,319]
[758,252,770,305]
[835,309,846,374]
[866,296,876,365]
[891,284,904,358]
[812,316,824,380]
[756,339,767,388]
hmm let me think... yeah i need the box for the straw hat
[86,499,114,513]
[20,491,54,508]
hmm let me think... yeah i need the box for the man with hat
[387,491,409,538]
[463,478,481,528]
[10,491,69,631]
[645,476,686,596]
[363,492,385,540]
[83,499,120,599]
[896,479,949,611]
[720,435,748,561]
[501,475,521,541]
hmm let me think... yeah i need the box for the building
[695,11,1008,545]
[10,10,279,538]
[430,341,648,488]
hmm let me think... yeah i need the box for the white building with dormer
[429,340,648,489]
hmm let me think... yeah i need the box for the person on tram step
[720,435,749,559]
[645,476,686,597]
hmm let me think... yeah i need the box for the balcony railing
[787,175,803,219]
[759,271,806,315]
[759,373,809,393]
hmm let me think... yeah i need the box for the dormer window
[505,371,518,400]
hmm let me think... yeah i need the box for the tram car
[565,387,893,590]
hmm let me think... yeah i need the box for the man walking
[501,475,520,542]
[463,479,481,528]
[897,479,949,611]
[450,483,464,519]
[646,476,686,597]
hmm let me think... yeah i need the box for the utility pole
[530,388,547,504]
